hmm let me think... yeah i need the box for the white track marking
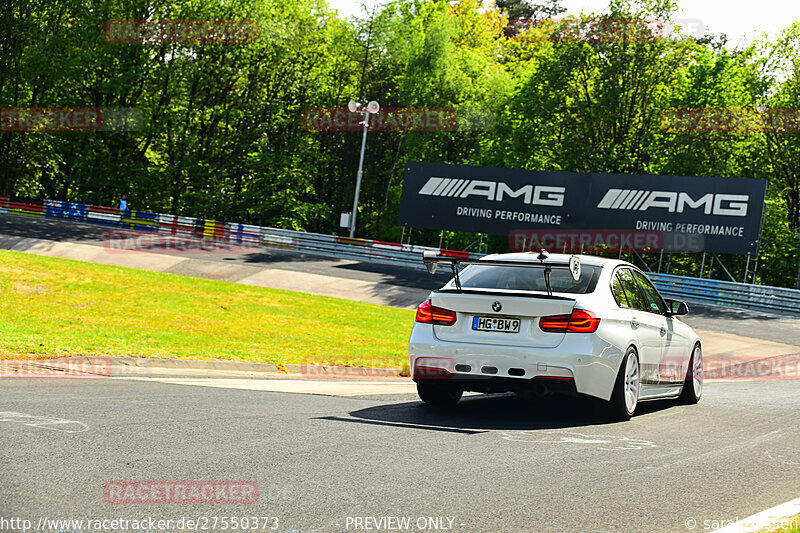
[113,377,417,396]
[501,430,656,450]
[0,412,88,433]
[711,497,800,533]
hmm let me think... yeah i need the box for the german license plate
[472,316,521,333]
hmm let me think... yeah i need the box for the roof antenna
[537,249,548,263]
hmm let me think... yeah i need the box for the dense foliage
[2,0,799,287]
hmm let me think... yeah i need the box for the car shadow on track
[329,393,677,433]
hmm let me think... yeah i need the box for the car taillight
[415,300,457,326]
[539,309,600,333]
[567,309,601,332]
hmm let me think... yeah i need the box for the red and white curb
[711,497,800,532]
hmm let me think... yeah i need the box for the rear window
[452,264,602,294]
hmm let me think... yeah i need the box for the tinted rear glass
[454,264,602,294]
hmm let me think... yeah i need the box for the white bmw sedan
[408,252,703,420]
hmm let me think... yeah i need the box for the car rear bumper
[408,324,625,401]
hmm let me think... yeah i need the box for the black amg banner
[398,161,768,255]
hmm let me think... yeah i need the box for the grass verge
[767,514,800,532]
[0,250,413,369]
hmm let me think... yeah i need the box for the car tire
[679,343,703,404]
[416,381,463,406]
[609,347,640,421]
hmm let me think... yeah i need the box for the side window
[632,270,668,314]
[610,272,629,308]
[617,268,648,312]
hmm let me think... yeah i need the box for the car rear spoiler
[422,250,581,296]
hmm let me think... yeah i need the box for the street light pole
[350,112,370,239]
[346,99,379,239]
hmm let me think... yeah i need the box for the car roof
[478,252,633,269]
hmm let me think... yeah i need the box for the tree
[494,0,566,22]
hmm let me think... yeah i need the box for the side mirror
[665,299,689,316]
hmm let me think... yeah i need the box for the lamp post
[346,99,380,239]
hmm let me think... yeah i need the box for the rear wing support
[422,250,581,296]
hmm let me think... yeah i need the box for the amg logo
[418,177,565,206]
[597,189,749,217]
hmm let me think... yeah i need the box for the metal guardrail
[258,226,474,269]
[2,195,799,317]
[0,196,483,271]
[648,273,800,317]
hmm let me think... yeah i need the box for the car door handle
[631,319,640,328]
[660,327,666,335]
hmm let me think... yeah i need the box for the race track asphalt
[2,377,799,533]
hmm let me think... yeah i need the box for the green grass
[767,515,800,533]
[0,250,413,369]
